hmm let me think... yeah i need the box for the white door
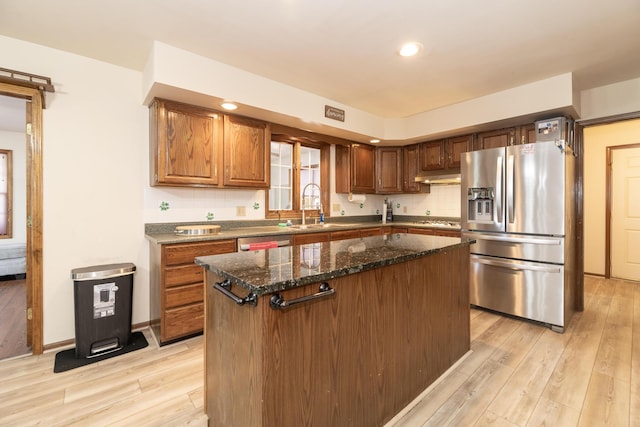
[611,146,640,281]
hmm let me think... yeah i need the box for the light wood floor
[0,275,637,426]
[0,278,30,360]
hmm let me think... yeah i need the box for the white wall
[0,130,27,244]
[580,77,640,120]
[1,35,148,345]
[583,118,640,276]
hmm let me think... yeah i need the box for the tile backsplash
[143,184,461,223]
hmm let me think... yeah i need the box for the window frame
[0,149,13,239]
[266,136,330,220]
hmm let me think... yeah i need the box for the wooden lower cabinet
[150,239,236,345]
[205,244,470,426]
[407,227,461,238]
[390,226,409,233]
[292,232,331,245]
[359,227,385,237]
[293,227,387,244]
[329,229,361,241]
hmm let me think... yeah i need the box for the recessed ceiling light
[398,42,423,57]
[370,139,380,144]
[221,102,238,111]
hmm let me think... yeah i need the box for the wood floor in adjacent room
[0,278,30,360]
[0,275,637,426]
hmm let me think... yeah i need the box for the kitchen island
[196,233,471,427]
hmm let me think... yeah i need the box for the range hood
[414,172,461,185]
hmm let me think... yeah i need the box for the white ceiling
[1,0,640,130]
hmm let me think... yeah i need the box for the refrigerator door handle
[474,257,562,273]
[507,154,515,224]
[474,234,561,245]
[495,156,503,224]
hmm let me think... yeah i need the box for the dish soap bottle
[319,204,325,223]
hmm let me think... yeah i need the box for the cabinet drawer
[407,227,436,235]
[330,230,361,241]
[360,228,383,237]
[391,227,408,233]
[164,239,236,266]
[165,283,203,309]
[292,232,330,245]
[164,303,204,340]
[165,264,203,288]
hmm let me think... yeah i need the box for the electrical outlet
[332,203,341,212]
[403,206,407,213]
[236,206,246,217]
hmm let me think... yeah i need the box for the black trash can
[71,263,136,359]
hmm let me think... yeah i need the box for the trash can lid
[71,262,136,281]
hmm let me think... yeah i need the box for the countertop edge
[146,221,462,245]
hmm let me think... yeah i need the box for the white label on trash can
[93,282,117,319]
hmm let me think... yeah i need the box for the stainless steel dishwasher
[236,235,292,251]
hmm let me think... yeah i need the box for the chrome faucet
[301,183,321,226]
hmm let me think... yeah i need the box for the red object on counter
[247,241,279,250]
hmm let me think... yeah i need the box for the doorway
[0,95,28,359]
[0,83,44,357]
[609,144,640,281]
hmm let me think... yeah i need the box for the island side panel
[262,244,470,427]
[205,272,265,426]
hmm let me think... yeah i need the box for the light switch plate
[332,203,340,212]
[236,206,246,217]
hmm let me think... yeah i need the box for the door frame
[578,111,640,281]
[0,82,43,355]
[606,142,640,279]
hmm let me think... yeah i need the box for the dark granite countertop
[145,220,461,245]
[195,233,471,296]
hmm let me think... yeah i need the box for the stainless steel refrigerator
[461,117,576,332]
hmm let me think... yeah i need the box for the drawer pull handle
[270,282,335,310]
[213,279,257,306]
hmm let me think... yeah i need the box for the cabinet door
[335,144,351,194]
[351,144,376,193]
[474,128,515,150]
[420,140,446,171]
[150,99,222,187]
[223,115,270,188]
[446,135,472,169]
[517,123,536,145]
[402,144,421,192]
[375,147,402,194]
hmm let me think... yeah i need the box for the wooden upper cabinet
[474,127,515,150]
[419,134,471,172]
[335,144,351,194]
[420,140,446,171]
[375,147,402,194]
[446,135,472,169]
[517,123,536,145]
[150,99,222,187]
[351,144,376,193]
[402,144,425,193]
[223,115,270,188]
[335,143,376,194]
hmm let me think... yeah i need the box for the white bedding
[0,243,26,276]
